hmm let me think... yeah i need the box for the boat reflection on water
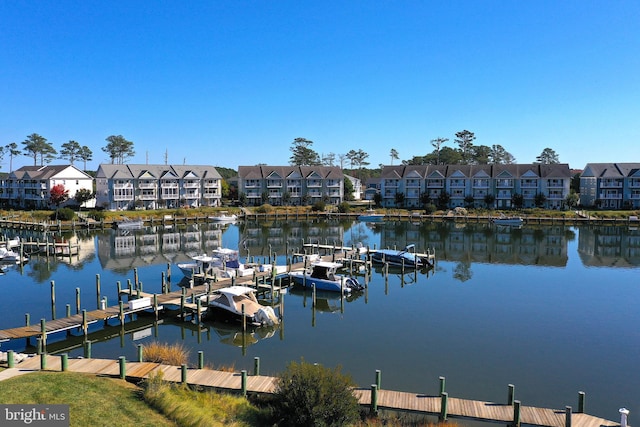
[204,319,279,352]
[287,287,363,313]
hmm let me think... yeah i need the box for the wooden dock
[9,355,622,427]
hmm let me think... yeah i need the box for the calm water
[1,220,638,422]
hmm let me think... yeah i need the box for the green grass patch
[0,372,174,427]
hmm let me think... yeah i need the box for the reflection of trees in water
[453,261,472,283]
[26,257,61,283]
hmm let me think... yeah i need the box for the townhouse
[580,163,640,209]
[0,165,94,209]
[237,165,344,206]
[379,163,572,210]
[95,164,222,211]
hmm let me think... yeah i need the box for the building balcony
[547,193,565,199]
[599,193,622,199]
[496,191,512,199]
[326,182,341,188]
[161,194,179,200]
[630,193,640,199]
[161,183,179,188]
[306,182,322,188]
[183,193,199,199]
[183,182,200,188]
[138,183,156,189]
[244,182,260,188]
[267,182,283,188]
[546,181,565,188]
[114,183,133,189]
[427,181,444,187]
[139,193,157,200]
[521,182,538,188]
[203,181,218,188]
[600,181,623,188]
[449,182,466,188]
[114,195,134,201]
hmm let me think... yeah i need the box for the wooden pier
[7,354,623,427]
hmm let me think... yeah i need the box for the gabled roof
[582,163,640,178]
[11,165,92,180]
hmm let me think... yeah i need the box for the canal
[0,219,638,422]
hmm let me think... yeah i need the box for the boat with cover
[208,211,238,222]
[289,261,363,293]
[371,244,432,268]
[0,246,27,264]
[177,254,219,279]
[199,286,279,326]
[358,208,385,222]
[491,214,524,227]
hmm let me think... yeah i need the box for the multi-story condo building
[580,163,640,209]
[380,163,572,209]
[237,166,344,206]
[95,164,222,210]
[0,165,95,209]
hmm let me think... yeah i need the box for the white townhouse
[95,164,222,211]
[580,163,640,209]
[0,165,95,209]
[237,165,344,206]
[379,163,572,210]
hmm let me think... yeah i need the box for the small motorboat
[358,209,385,222]
[289,261,363,293]
[177,254,219,279]
[209,212,238,222]
[200,286,279,326]
[371,244,433,269]
[0,246,27,264]
[491,214,524,227]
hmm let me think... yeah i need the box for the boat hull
[289,272,361,293]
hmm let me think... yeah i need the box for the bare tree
[430,137,449,165]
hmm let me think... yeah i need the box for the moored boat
[177,254,219,279]
[370,244,433,269]
[200,286,279,326]
[289,261,363,293]
[491,214,524,227]
[358,209,385,222]
[208,212,238,222]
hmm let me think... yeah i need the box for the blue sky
[1,1,638,172]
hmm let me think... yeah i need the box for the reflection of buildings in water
[97,224,223,271]
[378,222,569,267]
[239,221,344,257]
[577,226,640,267]
[56,236,97,266]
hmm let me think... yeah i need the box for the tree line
[288,131,561,173]
[2,133,136,172]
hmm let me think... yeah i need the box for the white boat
[358,208,385,222]
[115,218,144,230]
[199,286,279,326]
[371,244,433,269]
[177,254,219,279]
[0,246,27,264]
[209,212,238,222]
[491,214,524,227]
[289,261,363,293]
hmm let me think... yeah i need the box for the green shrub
[90,210,106,221]
[255,204,273,214]
[51,207,75,221]
[174,208,187,217]
[337,202,351,213]
[311,201,326,212]
[424,203,437,215]
[272,360,359,427]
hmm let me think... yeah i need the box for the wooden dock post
[119,356,126,379]
[96,274,101,309]
[242,304,246,332]
[565,406,572,427]
[254,357,260,376]
[138,344,143,362]
[40,318,47,355]
[578,391,585,413]
[180,289,186,320]
[371,384,378,413]
[375,370,381,389]
[241,370,247,397]
[508,384,515,405]
[61,353,68,371]
[119,301,124,326]
[439,376,446,394]
[198,351,204,369]
[166,263,171,292]
[117,281,122,302]
[50,280,56,320]
[75,288,81,315]
[439,392,448,421]
[181,364,187,384]
[7,350,14,368]
[83,340,92,359]
[40,352,47,370]
[82,309,88,338]
[513,400,521,427]
[134,268,139,289]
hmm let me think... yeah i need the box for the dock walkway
[8,355,622,427]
